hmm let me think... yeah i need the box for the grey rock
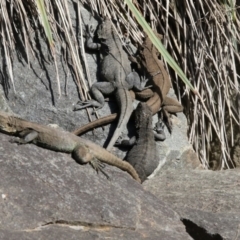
[148,88,200,178]
[0,3,101,133]
[0,0,198,168]
[0,87,12,112]
[0,1,199,239]
[0,133,191,240]
[144,167,240,239]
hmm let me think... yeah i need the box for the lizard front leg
[125,72,149,92]
[85,25,101,50]
[10,129,38,144]
[115,136,136,147]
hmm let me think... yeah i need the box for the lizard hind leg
[73,82,115,113]
[161,96,183,133]
[72,144,94,164]
[153,119,166,141]
[159,109,173,134]
[72,145,109,179]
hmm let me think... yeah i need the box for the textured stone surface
[144,167,240,240]
[149,92,200,178]
[0,133,191,239]
[0,1,202,239]
[0,0,198,166]
[0,3,99,133]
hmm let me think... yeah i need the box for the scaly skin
[73,113,117,136]
[132,31,183,130]
[0,111,140,182]
[117,102,161,183]
[73,33,183,136]
[74,18,146,151]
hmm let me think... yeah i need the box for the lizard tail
[81,138,141,182]
[97,147,141,183]
[106,88,133,151]
[72,113,118,136]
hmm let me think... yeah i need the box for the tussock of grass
[0,0,96,120]
[79,0,240,169]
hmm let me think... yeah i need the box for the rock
[144,167,240,239]
[0,0,198,167]
[148,89,201,178]
[0,2,200,239]
[0,87,12,113]
[0,133,191,239]
[0,4,100,133]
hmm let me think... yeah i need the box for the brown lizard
[0,111,141,183]
[73,32,183,136]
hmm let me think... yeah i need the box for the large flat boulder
[144,165,240,240]
[0,133,191,239]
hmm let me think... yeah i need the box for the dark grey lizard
[74,18,146,151]
[72,32,183,136]
[115,102,165,183]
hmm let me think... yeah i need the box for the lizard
[73,18,147,151]
[0,111,141,183]
[115,102,166,183]
[73,32,183,136]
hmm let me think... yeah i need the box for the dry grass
[1,0,240,169]
[0,0,97,120]
[81,0,240,169]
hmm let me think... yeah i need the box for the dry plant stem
[77,0,240,170]
[1,0,240,169]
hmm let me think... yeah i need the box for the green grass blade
[36,0,54,47]
[125,0,196,92]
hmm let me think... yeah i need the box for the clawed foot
[154,120,166,141]
[154,120,165,133]
[73,100,103,113]
[90,158,109,179]
[140,76,151,90]
[132,75,151,92]
[85,24,95,39]
[9,138,26,145]
[114,136,123,146]
[122,36,131,46]
[115,136,136,147]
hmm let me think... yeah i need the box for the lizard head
[0,111,18,134]
[135,102,152,129]
[97,17,114,40]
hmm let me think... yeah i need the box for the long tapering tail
[106,88,133,151]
